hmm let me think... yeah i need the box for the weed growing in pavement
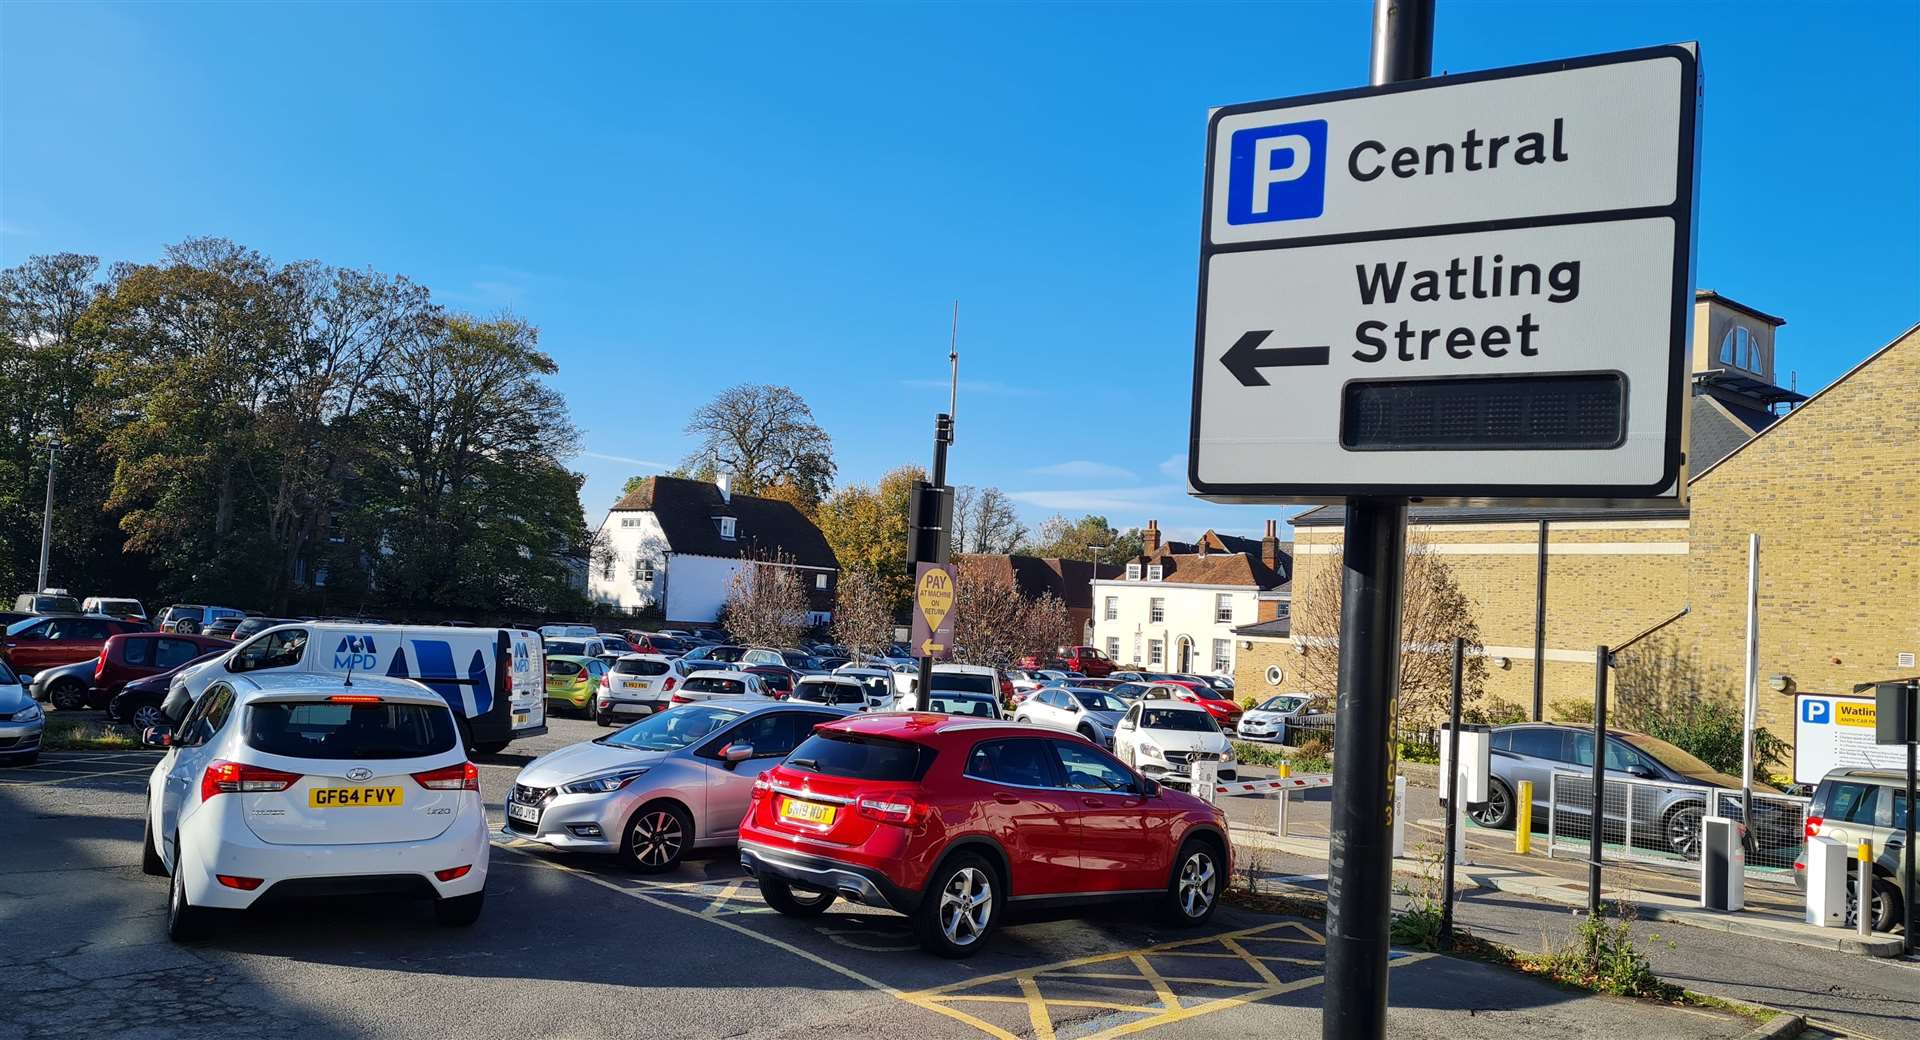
[1536,903,1678,1000]
[1234,846,1270,894]
[43,715,140,751]
[1389,842,1449,950]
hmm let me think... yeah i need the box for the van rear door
[507,630,545,732]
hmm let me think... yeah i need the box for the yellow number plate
[779,797,836,826]
[309,786,405,808]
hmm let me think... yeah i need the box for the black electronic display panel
[1340,373,1625,452]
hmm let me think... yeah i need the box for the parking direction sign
[1189,46,1699,505]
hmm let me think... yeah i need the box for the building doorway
[1176,637,1194,673]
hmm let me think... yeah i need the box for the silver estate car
[504,699,852,872]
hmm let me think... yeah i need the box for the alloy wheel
[938,867,993,946]
[132,704,168,730]
[1178,850,1217,918]
[51,681,86,711]
[630,811,684,868]
[1470,782,1511,827]
[1667,808,1704,859]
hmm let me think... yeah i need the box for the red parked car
[2,614,148,680]
[86,631,234,708]
[739,713,1230,957]
[1142,682,1244,729]
[745,664,799,699]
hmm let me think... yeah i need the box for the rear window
[786,732,933,781]
[548,640,588,655]
[548,659,582,677]
[245,701,458,760]
[931,672,994,695]
[121,637,156,668]
[927,695,998,718]
[796,682,864,705]
[1816,780,1881,824]
[613,658,671,676]
[686,676,745,695]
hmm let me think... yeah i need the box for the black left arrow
[1221,330,1329,387]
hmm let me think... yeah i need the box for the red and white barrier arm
[1213,773,1333,796]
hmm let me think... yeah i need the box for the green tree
[1019,514,1143,562]
[816,465,923,613]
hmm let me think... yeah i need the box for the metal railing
[1545,769,1808,882]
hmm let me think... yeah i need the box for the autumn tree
[1292,538,1487,732]
[1020,514,1144,562]
[949,559,1074,670]
[831,566,895,659]
[950,485,1026,554]
[724,553,809,649]
[1020,592,1075,658]
[816,464,922,611]
[682,384,836,508]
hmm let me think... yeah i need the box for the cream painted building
[1091,521,1290,676]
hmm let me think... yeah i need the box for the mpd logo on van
[334,635,379,671]
[1226,119,1328,226]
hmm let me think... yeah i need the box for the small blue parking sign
[1802,698,1831,724]
[1227,119,1328,225]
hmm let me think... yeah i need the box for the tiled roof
[1233,618,1292,639]
[608,476,837,570]
[959,555,1121,609]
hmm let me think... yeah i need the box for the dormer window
[1146,563,1164,581]
[717,516,736,540]
[1125,563,1142,581]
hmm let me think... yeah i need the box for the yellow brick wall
[1681,326,1920,777]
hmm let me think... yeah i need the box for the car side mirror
[1626,765,1654,779]
[1118,720,1135,730]
[1140,777,1161,798]
[721,743,753,765]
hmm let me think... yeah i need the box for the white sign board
[1189,46,1699,505]
[1794,694,1909,786]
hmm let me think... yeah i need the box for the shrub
[1390,842,1448,949]
[1540,905,1676,999]
[1467,700,1529,726]
[1550,699,1596,725]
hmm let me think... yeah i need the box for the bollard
[1278,760,1292,778]
[1857,839,1874,937]
[1276,789,1290,838]
[1516,781,1533,855]
[1391,775,1407,858]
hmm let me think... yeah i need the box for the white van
[889,662,1007,709]
[161,623,546,754]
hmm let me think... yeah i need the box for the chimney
[716,471,732,504]
[1142,519,1160,555]
[1260,519,1281,571]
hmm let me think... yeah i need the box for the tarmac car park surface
[0,714,1790,1040]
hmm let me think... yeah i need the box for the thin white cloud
[1026,460,1136,482]
[1158,452,1187,478]
[578,451,671,469]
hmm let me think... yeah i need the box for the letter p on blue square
[1226,119,1328,225]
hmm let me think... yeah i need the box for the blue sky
[4,2,1915,542]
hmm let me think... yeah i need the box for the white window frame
[1215,593,1233,624]
[1149,597,1165,624]
[639,559,655,583]
[1146,563,1164,581]
[718,516,736,540]
[1125,563,1142,581]
[1148,639,1164,666]
[1103,596,1117,621]
[1211,638,1231,673]
[603,555,616,579]
[815,573,828,590]
[1105,636,1120,659]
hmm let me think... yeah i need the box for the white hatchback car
[142,672,488,941]
[668,670,770,706]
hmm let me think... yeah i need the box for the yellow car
[545,655,606,716]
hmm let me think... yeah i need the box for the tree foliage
[724,553,809,649]
[950,558,1074,670]
[1292,539,1488,731]
[682,384,836,508]
[830,566,895,659]
[1019,514,1143,562]
[816,464,922,613]
[1604,635,1787,775]
[0,241,591,618]
[951,485,1026,555]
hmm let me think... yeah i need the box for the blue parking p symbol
[1802,699,1830,724]
[1227,119,1328,225]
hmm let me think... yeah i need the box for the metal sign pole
[1325,7,1430,1037]
[1588,644,1610,916]
[1440,636,1465,948]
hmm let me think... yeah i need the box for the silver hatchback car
[504,699,852,872]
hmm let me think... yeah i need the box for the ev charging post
[1184,4,1700,1036]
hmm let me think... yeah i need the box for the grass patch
[42,715,142,751]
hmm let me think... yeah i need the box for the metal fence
[1544,769,1808,883]
[1280,714,1337,747]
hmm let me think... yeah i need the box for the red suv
[1143,682,1243,729]
[2,614,148,679]
[87,632,234,708]
[739,713,1230,957]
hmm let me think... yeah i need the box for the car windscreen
[1141,708,1218,732]
[600,638,632,652]
[1618,732,1728,782]
[613,657,672,676]
[782,653,821,669]
[1258,696,1307,713]
[927,695,997,717]
[600,704,743,751]
[685,677,744,694]
[930,672,994,695]
[702,646,747,662]
[245,700,458,760]
[785,731,932,780]
[1071,690,1128,712]
[0,657,16,684]
[649,636,690,653]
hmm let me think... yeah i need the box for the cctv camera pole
[910,304,959,710]
[35,436,57,591]
[1589,644,1611,917]
[1440,636,1465,949]
[1323,5,1428,1039]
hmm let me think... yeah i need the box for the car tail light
[434,865,472,882]
[216,874,264,891]
[413,762,480,791]
[999,676,1014,698]
[855,795,925,826]
[328,694,382,704]
[1805,815,1823,839]
[201,760,301,801]
[95,648,108,680]
[670,693,691,705]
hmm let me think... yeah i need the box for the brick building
[1241,294,1919,776]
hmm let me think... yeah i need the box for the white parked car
[826,667,898,710]
[596,653,678,727]
[786,675,873,710]
[1013,685,1132,749]
[1112,699,1238,789]
[1237,694,1317,743]
[669,670,770,706]
[142,672,489,941]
